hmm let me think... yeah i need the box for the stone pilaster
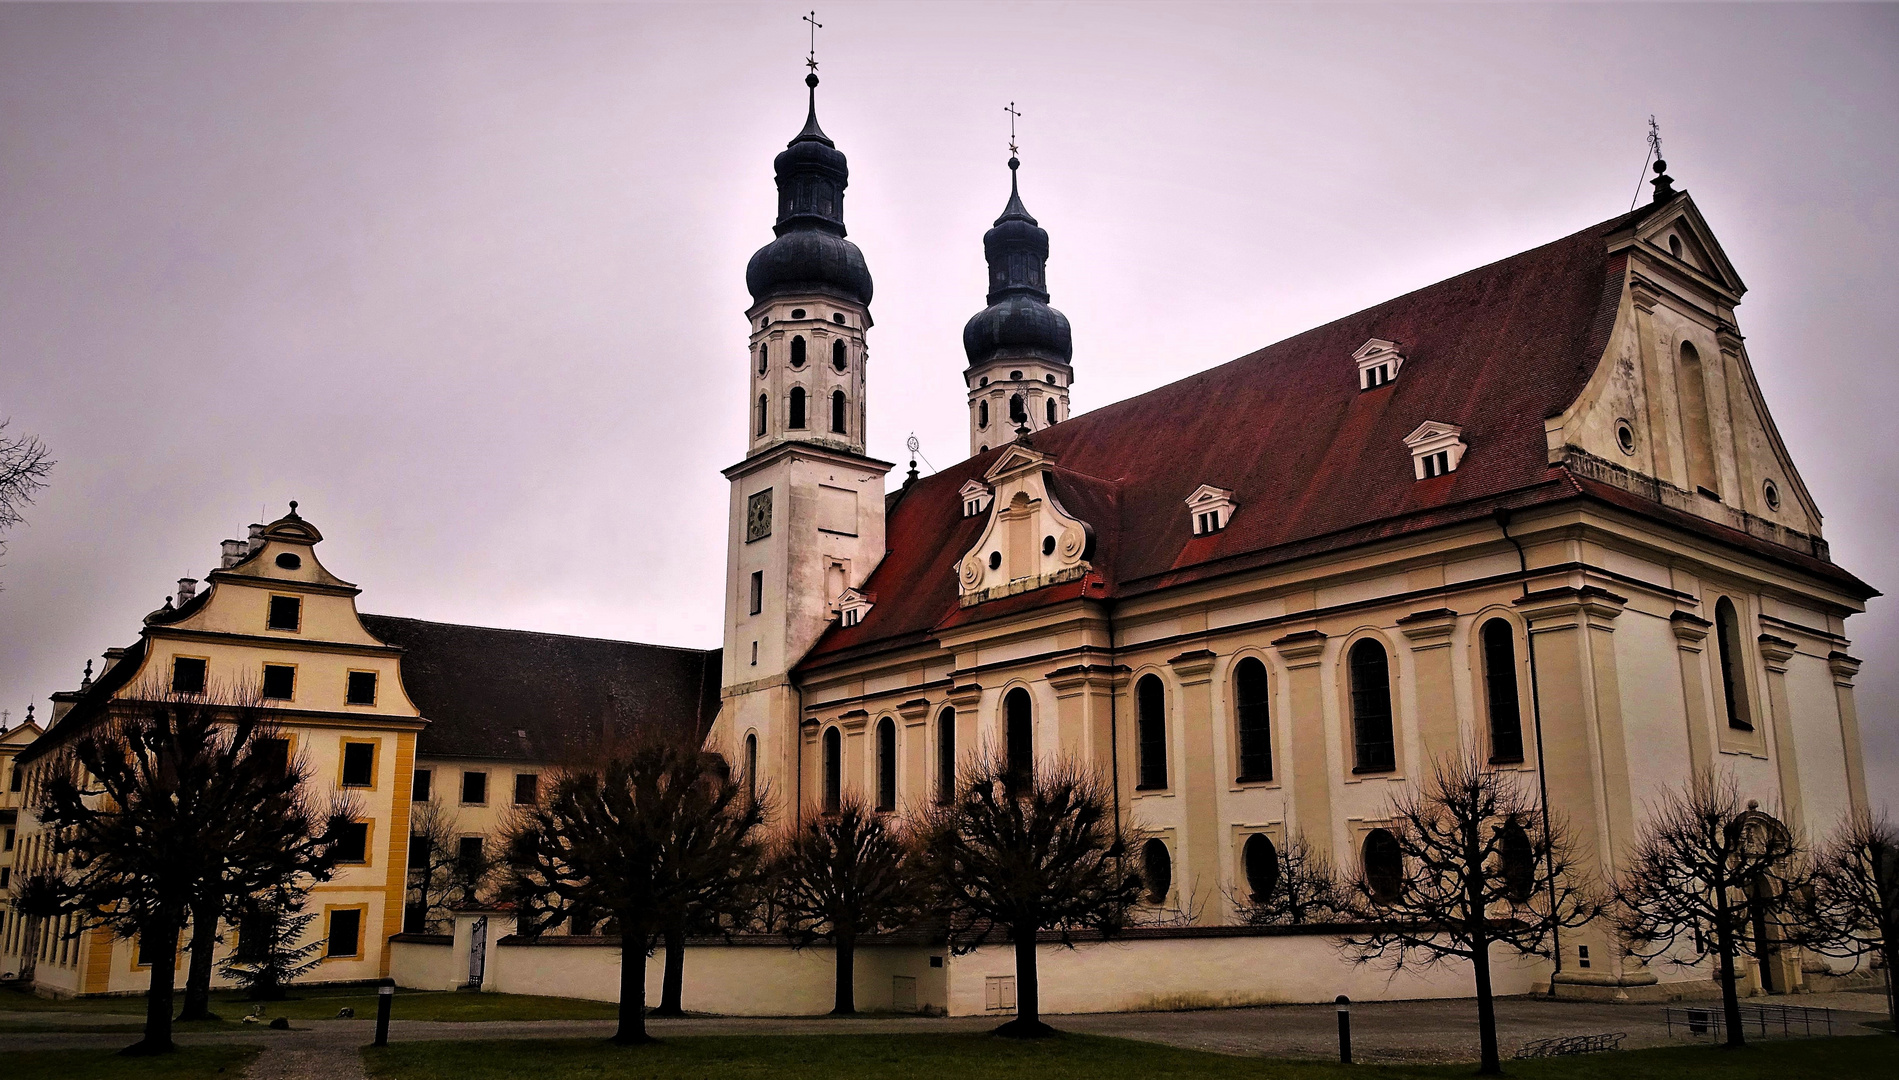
[1669,611,1715,774]
[1756,635,1803,833]
[1167,649,1221,924]
[1827,652,1867,817]
[1397,608,1460,762]
[1271,630,1332,853]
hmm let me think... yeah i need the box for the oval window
[1763,480,1782,511]
[1142,838,1173,903]
[790,308,806,319]
[275,553,302,570]
[1243,834,1280,903]
[988,552,1002,570]
[1616,418,1636,456]
[1042,536,1056,556]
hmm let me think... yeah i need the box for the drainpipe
[1495,508,1564,994]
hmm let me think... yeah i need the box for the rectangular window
[461,770,488,806]
[327,908,363,958]
[4,827,14,851]
[261,664,296,701]
[172,656,207,695]
[8,765,21,792]
[268,595,302,631]
[346,670,378,706]
[0,867,9,889]
[412,767,432,802]
[253,737,290,778]
[335,821,370,864]
[137,933,161,968]
[340,742,376,788]
[749,571,764,616]
[513,773,539,805]
[407,834,430,872]
[1422,451,1450,478]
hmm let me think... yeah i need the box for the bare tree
[1338,752,1604,1075]
[0,420,53,586]
[501,726,769,1044]
[1231,831,1344,926]
[914,754,1141,1038]
[1613,773,1804,1049]
[405,799,482,934]
[1795,810,1898,1035]
[775,794,925,1014]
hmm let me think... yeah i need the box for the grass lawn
[6,1045,259,1080]
[360,1032,1897,1080]
[0,983,617,1023]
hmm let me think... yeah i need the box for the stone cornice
[1397,607,1458,648]
[1271,629,1328,667]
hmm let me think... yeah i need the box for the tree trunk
[653,922,686,1016]
[127,920,181,1055]
[1883,940,1897,1038]
[995,923,1051,1038]
[612,935,653,1045]
[1472,935,1500,1075]
[178,888,221,1022]
[833,931,856,1015]
[1715,912,1746,1049]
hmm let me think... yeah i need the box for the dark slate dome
[746,75,873,307]
[963,158,1069,364]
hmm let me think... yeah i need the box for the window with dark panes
[822,727,842,814]
[172,656,207,695]
[407,835,429,871]
[1480,620,1525,762]
[1363,829,1403,902]
[335,821,369,864]
[267,595,302,631]
[1141,838,1172,903]
[253,737,290,778]
[457,836,483,873]
[513,772,539,805]
[412,768,432,802]
[936,708,956,804]
[341,742,375,787]
[1233,657,1273,782]
[1348,641,1396,772]
[346,670,378,706]
[1135,675,1167,790]
[461,770,488,805]
[1243,834,1279,903]
[875,718,896,811]
[261,664,296,700]
[1004,688,1034,788]
[327,908,362,957]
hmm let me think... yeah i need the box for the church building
[3,70,1877,1013]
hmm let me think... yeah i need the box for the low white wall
[946,932,1550,1017]
[390,938,459,992]
[488,938,945,1016]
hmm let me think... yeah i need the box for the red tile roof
[798,203,1869,672]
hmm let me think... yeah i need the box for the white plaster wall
[390,940,459,992]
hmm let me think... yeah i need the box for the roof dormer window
[1185,484,1237,536]
[1404,421,1467,480]
[1354,338,1405,390]
[837,588,873,628]
[960,479,994,518]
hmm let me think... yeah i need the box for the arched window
[755,394,769,437]
[1004,687,1033,788]
[789,387,806,430]
[936,708,956,804]
[1141,838,1173,903]
[1480,619,1525,763]
[1009,394,1027,424]
[744,732,758,803]
[1499,821,1535,903]
[876,717,897,811]
[1135,675,1167,790]
[822,727,842,814]
[831,339,847,372]
[1243,834,1279,903]
[1045,398,1057,425]
[1678,341,1719,497]
[978,401,989,429]
[1363,828,1402,903]
[831,389,847,434]
[790,335,807,368]
[1348,640,1396,772]
[1715,597,1752,730]
[1233,657,1273,782]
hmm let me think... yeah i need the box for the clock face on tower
[746,488,773,543]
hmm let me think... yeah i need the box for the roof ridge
[360,613,714,656]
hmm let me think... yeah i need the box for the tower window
[756,394,769,436]
[1009,370,1022,381]
[936,707,956,803]
[744,732,758,802]
[1045,375,1055,384]
[790,308,806,320]
[832,339,847,372]
[749,570,764,616]
[876,717,897,811]
[1009,394,1026,424]
[757,344,767,375]
[1004,687,1033,788]
[1715,597,1752,730]
[790,336,807,368]
[822,727,842,814]
[979,376,989,388]
[1679,341,1719,498]
[1046,398,1056,424]
[1480,619,1524,762]
[789,387,806,429]
[831,389,847,434]
[1135,675,1167,790]
[832,312,846,324]
[978,401,989,429]
[1348,639,1396,773]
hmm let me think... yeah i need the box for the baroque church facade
[2,73,1876,1011]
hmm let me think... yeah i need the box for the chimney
[220,539,248,568]
[100,646,127,676]
[176,578,198,607]
[247,522,266,554]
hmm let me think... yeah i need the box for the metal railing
[1665,1002,1834,1040]
[1515,1032,1625,1059]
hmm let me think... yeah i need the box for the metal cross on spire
[1647,115,1663,162]
[804,10,822,74]
[1004,101,1022,158]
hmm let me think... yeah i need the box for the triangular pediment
[1403,420,1463,446]
[1633,196,1746,300]
[1185,484,1234,507]
[983,445,1049,483]
[959,479,993,500]
[1352,338,1402,362]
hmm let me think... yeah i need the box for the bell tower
[717,71,891,818]
[962,157,1073,456]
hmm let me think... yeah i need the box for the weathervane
[804,10,822,74]
[1004,101,1022,159]
[1647,115,1662,162]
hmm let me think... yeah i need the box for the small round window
[790,308,806,319]
[1042,536,1056,556]
[1668,234,1683,259]
[275,553,302,570]
[979,377,989,388]
[1010,370,1023,381]
[832,313,845,324]
[1615,418,1636,456]
[1764,480,1782,511]
[988,552,1002,571]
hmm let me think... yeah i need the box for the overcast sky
[1,2,1894,811]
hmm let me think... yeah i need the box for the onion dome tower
[963,156,1072,456]
[743,73,872,458]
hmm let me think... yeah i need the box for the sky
[1,2,1895,811]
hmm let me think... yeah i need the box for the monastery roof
[359,615,721,764]
[800,202,1871,671]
